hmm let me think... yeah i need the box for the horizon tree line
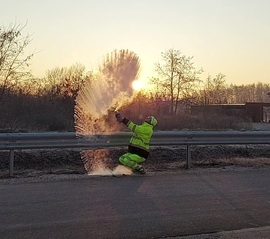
[1,23,270,131]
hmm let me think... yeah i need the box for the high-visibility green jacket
[127,121,153,151]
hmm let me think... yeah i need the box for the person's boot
[134,165,146,174]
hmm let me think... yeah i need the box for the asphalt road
[0,168,270,239]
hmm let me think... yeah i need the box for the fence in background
[1,131,270,176]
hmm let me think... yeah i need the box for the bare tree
[229,82,270,103]
[45,63,87,99]
[153,49,202,114]
[202,73,227,104]
[0,22,34,102]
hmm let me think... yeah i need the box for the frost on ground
[0,145,270,179]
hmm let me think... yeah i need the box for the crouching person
[115,112,157,174]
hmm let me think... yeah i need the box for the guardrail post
[186,145,191,169]
[9,150,14,177]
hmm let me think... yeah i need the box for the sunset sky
[1,0,270,85]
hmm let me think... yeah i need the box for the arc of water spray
[74,49,141,175]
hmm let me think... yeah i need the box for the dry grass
[0,146,270,178]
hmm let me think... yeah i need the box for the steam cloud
[74,49,141,174]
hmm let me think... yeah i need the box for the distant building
[190,102,270,122]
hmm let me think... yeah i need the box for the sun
[132,80,144,91]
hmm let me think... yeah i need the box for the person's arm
[115,112,137,131]
[115,112,126,123]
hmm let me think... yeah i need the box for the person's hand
[115,112,124,122]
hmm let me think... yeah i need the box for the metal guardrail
[1,131,270,176]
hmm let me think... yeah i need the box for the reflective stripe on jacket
[127,121,153,150]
